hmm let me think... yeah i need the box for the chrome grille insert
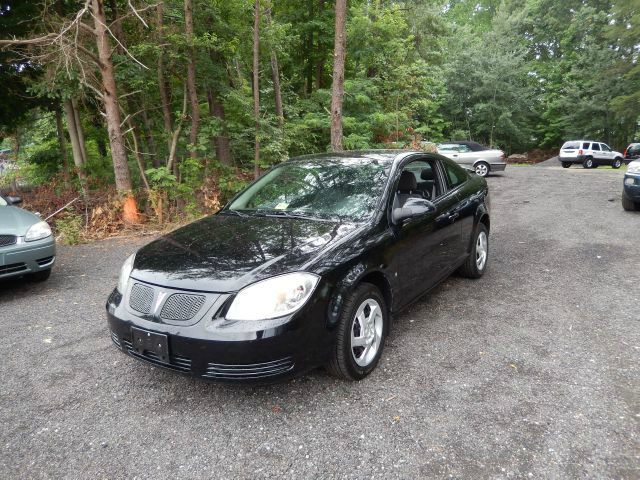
[129,283,155,314]
[203,357,294,380]
[159,293,206,321]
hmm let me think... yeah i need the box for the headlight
[25,221,52,242]
[117,254,136,294]
[226,272,320,321]
[627,163,640,174]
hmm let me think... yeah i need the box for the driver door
[390,158,462,307]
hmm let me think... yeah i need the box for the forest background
[0,0,638,239]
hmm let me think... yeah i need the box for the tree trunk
[140,108,159,167]
[54,106,71,187]
[330,0,347,152]
[266,9,284,130]
[253,0,261,179]
[90,0,138,223]
[63,99,89,195]
[71,97,88,165]
[184,0,200,159]
[315,0,325,90]
[157,1,173,151]
[206,88,233,167]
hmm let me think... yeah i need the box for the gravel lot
[1,166,638,479]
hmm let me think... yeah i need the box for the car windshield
[0,197,7,207]
[228,158,390,221]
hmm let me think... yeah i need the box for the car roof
[564,140,604,144]
[287,150,416,166]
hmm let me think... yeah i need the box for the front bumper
[0,236,56,279]
[106,282,335,383]
[623,174,640,201]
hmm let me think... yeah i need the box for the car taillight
[578,149,583,155]
[624,148,628,157]
[500,152,505,160]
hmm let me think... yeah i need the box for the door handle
[448,212,459,221]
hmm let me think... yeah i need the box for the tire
[326,283,388,381]
[561,162,571,168]
[458,223,489,279]
[583,157,594,169]
[474,161,490,177]
[622,193,638,211]
[612,158,622,169]
[30,269,51,282]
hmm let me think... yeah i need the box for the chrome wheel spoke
[351,298,383,367]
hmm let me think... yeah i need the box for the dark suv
[624,143,640,162]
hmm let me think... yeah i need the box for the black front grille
[129,283,155,314]
[203,357,294,380]
[0,262,27,275]
[160,293,206,321]
[0,235,17,248]
[121,338,192,372]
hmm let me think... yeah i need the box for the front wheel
[30,269,52,282]
[561,162,571,168]
[458,224,489,279]
[326,283,388,381]
[474,162,490,177]
[612,158,622,169]
[622,193,638,211]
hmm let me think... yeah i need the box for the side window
[582,142,590,149]
[458,144,472,153]
[591,143,600,151]
[601,144,611,152]
[442,160,468,189]
[397,159,444,203]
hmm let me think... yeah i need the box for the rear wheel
[583,157,594,169]
[474,162,490,177]
[326,283,388,381]
[622,193,638,211]
[612,158,622,169]
[561,162,571,168]
[458,224,489,279]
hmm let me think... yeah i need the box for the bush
[55,212,84,245]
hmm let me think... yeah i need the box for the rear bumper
[0,236,56,279]
[489,162,507,172]
[106,285,335,383]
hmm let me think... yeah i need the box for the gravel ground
[1,166,638,479]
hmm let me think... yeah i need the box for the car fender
[325,261,395,328]
[465,201,490,254]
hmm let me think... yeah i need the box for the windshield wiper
[219,209,250,217]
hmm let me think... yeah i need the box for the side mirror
[6,196,22,205]
[392,198,436,224]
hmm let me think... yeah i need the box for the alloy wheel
[351,298,384,367]
[475,163,489,177]
[476,231,488,271]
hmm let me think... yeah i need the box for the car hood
[0,206,40,236]
[131,213,360,292]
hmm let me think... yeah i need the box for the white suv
[559,140,624,169]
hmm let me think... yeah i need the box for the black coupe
[106,151,491,382]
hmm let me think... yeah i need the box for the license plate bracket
[131,327,169,363]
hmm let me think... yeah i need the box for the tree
[253,0,261,177]
[330,0,347,152]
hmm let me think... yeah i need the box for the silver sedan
[0,195,55,282]
[437,141,507,177]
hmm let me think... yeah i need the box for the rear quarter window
[582,142,590,149]
[443,160,468,189]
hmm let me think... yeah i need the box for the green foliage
[55,212,83,245]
